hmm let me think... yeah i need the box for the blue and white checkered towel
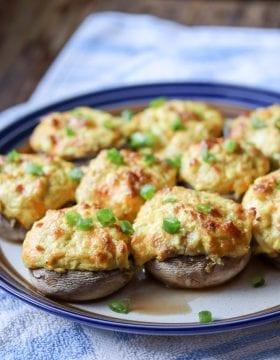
[1,12,280,360]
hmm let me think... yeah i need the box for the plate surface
[1,82,280,335]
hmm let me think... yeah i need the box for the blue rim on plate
[1,82,280,335]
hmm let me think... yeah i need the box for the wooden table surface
[0,0,279,111]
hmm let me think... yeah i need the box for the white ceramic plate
[1,82,280,335]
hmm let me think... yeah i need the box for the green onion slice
[198,310,212,323]
[162,217,181,234]
[275,181,280,190]
[196,203,212,214]
[250,275,265,288]
[130,132,156,149]
[6,149,20,162]
[170,116,186,131]
[69,168,84,181]
[65,211,82,225]
[162,197,178,204]
[76,217,94,231]
[107,148,124,165]
[250,117,266,129]
[103,119,114,129]
[274,118,280,129]
[25,163,44,176]
[120,220,134,235]
[223,139,237,153]
[109,299,130,314]
[96,208,116,227]
[165,156,181,169]
[201,148,215,164]
[149,97,166,108]
[121,109,134,121]
[64,126,76,137]
[143,154,157,165]
[140,184,157,200]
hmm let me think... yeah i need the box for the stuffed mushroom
[30,107,125,160]
[76,149,177,221]
[131,187,254,288]
[242,169,280,268]
[22,203,134,301]
[0,152,78,241]
[125,99,224,156]
[180,138,269,199]
[229,104,280,168]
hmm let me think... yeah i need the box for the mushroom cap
[0,213,27,242]
[146,253,251,288]
[30,265,134,301]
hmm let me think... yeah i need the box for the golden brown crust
[30,107,125,159]
[131,187,253,266]
[242,169,280,256]
[22,203,131,272]
[76,149,177,221]
[125,100,224,154]
[180,138,269,197]
[229,105,280,166]
[0,154,77,228]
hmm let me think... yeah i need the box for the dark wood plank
[0,0,279,111]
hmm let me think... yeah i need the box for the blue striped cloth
[1,12,280,360]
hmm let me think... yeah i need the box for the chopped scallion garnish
[121,109,134,121]
[65,211,82,225]
[196,203,212,214]
[25,163,44,176]
[198,310,212,323]
[165,156,181,169]
[120,220,134,235]
[109,299,130,314]
[76,217,93,231]
[96,208,116,227]
[162,197,178,204]
[223,139,237,153]
[162,217,181,234]
[64,126,76,137]
[250,117,266,129]
[130,132,156,149]
[140,184,156,200]
[143,154,156,165]
[201,148,215,164]
[6,149,20,162]
[250,275,265,288]
[107,148,124,165]
[170,116,186,131]
[69,167,84,181]
[149,97,166,108]
[103,119,114,129]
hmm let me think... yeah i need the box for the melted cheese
[230,105,280,166]
[0,154,77,228]
[125,100,224,154]
[180,138,269,197]
[30,107,125,159]
[76,149,176,221]
[22,203,131,272]
[131,187,253,265]
[243,170,280,255]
